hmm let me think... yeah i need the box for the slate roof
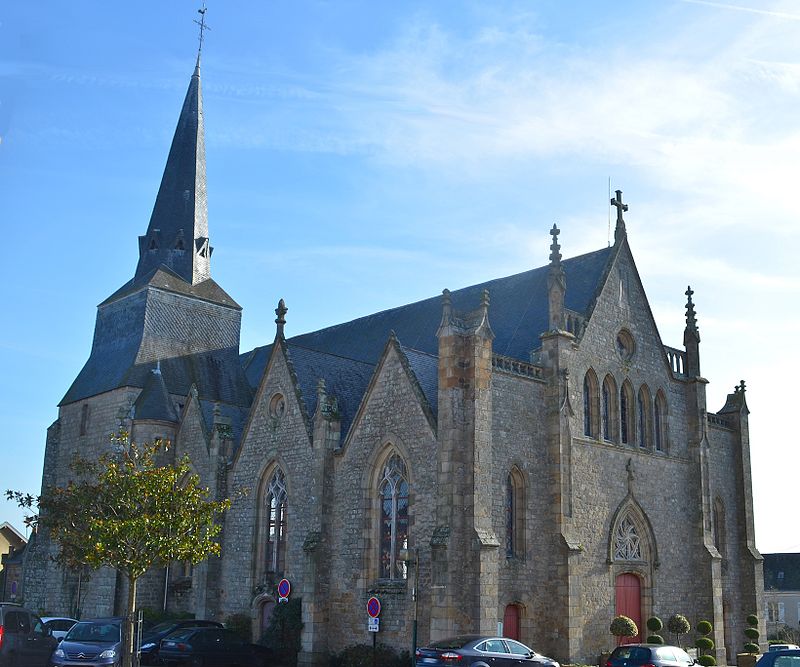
[244,246,612,371]
[401,346,438,418]
[133,368,178,422]
[198,399,249,449]
[62,346,253,409]
[101,268,240,309]
[764,553,800,591]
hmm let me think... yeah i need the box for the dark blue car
[756,649,800,667]
[159,627,270,667]
[416,635,560,667]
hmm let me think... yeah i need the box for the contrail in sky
[680,0,800,20]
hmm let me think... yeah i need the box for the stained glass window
[266,468,287,573]
[379,454,409,580]
[620,387,629,444]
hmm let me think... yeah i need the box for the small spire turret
[683,285,701,377]
[275,298,288,339]
[547,224,566,331]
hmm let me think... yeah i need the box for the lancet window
[613,515,642,561]
[264,468,288,574]
[379,453,409,580]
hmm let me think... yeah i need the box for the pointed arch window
[602,375,618,442]
[583,370,600,438]
[506,468,525,559]
[620,382,634,445]
[379,454,409,580]
[654,391,667,452]
[613,515,642,561]
[637,386,652,449]
[265,468,287,574]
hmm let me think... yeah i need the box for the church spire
[683,285,701,377]
[134,56,211,285]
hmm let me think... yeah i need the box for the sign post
[367,596,381,667]
[278,578,291,604]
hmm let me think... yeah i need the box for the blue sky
[1,1,798,553]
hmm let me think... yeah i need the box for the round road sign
[367,596,381,618]
[278,578,291,599]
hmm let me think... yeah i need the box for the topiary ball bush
[744,642,760,654]
[647,635,665,644]
[647,617,664,632]
[746,615,759,627]
[611,615,639,638]
[698,656,717,666]
[744,627,760,640]
[667,614,691,636]
[696,621,713,635]
[696,637,714,651]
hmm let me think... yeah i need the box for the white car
[41,616,78,641]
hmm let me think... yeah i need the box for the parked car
[40,617,78,641]
[415,635,560,667]
[770,645,800,652]
[159,626,270,666]
[756,649,800,667]
[138,620,223,665]
[606,644,697,667]
[51,617,124,667]
[0,602,57,667]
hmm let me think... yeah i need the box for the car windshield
[66,622,120,642]
[163,628,198,641]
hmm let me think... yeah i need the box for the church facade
[23,61,764,665]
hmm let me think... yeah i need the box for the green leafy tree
[611,615,639,646]
[667,614,691,647]
[8,432,230,667]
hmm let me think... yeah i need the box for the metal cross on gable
[195,4,210,54]
[610,189,628,224]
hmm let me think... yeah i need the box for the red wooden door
[503,604,520,641]
[615,573,642,643]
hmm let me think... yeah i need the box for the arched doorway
[615,573,642,643]
[503,604,520,641]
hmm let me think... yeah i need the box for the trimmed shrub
[746,615,759,627]
[647,635,665,644]
[745,627,760,641]
[647,617,664,633]
[698,655,717,666]
[697,621,713,636]
[696,637,714,651]
[667,615,691,646]
[611,615,639,644]
[744,643,760,654]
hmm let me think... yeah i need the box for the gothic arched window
[583,370,600,438]
[265,468,288,574]
[379,454,409,580]
[602,375,618,442]
[506,467,525,559]
[654,391,667,452]
[613,515,642,561]
[620,381,634,445]
[637,386,652,449]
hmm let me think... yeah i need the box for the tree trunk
[123,575,137,667]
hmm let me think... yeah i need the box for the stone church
[23,58,764,665]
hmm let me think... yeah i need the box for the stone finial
[735,379,746,394]
[316,378,327,401]
[275,298,288,339]
[441,288,452,324]
[481,289,490,310]
[213,401,221,419]
[549,223,562,266]
[154,360,162,375]
[611,189,628,244]
[685,286,699,336]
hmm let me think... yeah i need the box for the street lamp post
[399,547,420,667]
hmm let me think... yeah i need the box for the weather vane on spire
[194,4,210,56]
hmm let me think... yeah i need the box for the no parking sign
[278,578,291,603]
[366,596,381,632]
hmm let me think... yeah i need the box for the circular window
[616,330,635,361]
[269,393,287,419]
